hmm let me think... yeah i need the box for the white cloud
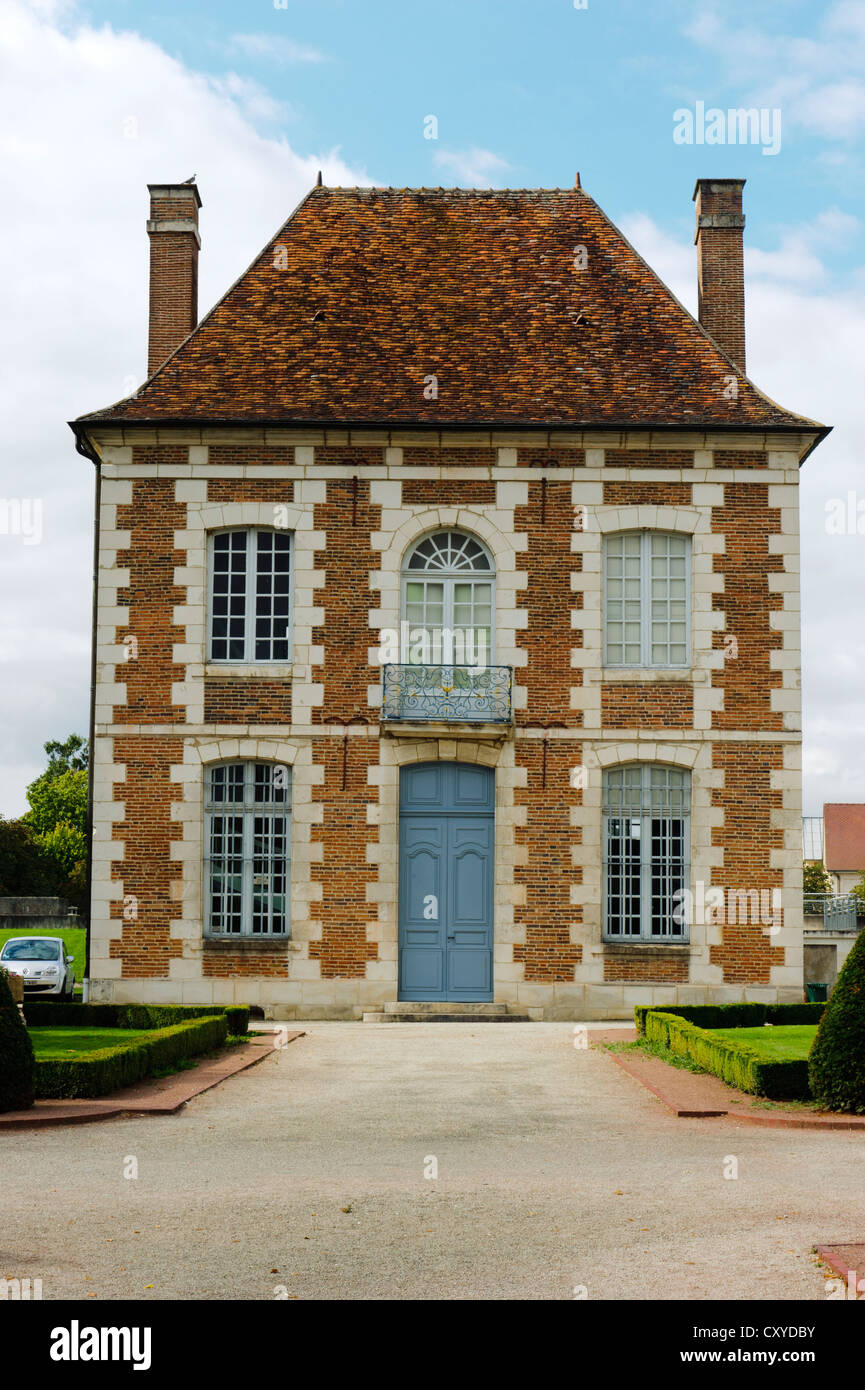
[622,209,865,813]
[432,147,511,187]
[0,0,373,814]
[686,2,865,143]
[224,33,328,65]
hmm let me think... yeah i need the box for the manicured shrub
[634,1001,825,1036]
[644,1011,811,1100]
[0,966,35,1111]
[23,1001,249,1035]
[809,928,865,1113]
[33,1016,229,1100]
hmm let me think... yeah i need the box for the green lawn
[28,1027,156,1057]
[0,926,86,994]
[712,1024,818,1061]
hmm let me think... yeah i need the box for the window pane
[207,762,290,937]
[210,533,248,660]
[254,531,291,661]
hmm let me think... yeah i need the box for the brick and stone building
[71,176,829,1018]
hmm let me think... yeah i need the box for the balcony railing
[804,893,862,931]
[381,663,513,725]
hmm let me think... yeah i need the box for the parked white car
[0,937,75,997]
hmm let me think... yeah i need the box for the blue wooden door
[399,762,494,1001]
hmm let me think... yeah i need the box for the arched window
[603,532,689,668]
[208,529,292,663]
[602,764,690,941]
[402,530,495,667]
[204,762,290,937]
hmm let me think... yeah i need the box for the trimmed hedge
[0,966,35,1112]
[634,1002,825,1036]
[33,1015,229,1099]
[23,1001,249,1036]
[809,927,865,1113]
[643,1010,811,1100]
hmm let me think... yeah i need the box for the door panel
[399,763,494,1002]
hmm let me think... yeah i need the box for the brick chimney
[692,178,746,372]
[147,181,201,377]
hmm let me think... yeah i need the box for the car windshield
[0,939,61,961]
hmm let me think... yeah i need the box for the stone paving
[1,1022,862,1301]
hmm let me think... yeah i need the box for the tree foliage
[809,927,865,1113]
[1,735,90,914]
[803,862,833,896]
[25,768,87,837]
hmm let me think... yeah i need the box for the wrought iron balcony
[381,663,513,725]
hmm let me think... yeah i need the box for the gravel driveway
[2,1022,861,1300]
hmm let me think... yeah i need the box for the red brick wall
[604,449,694,469]
[603,952,689,983]
[114,478,187,723]
[208,447,295,469]
[513,739,583,981]
[312,477,381,722]
[313,446,385,468]
[517,448,585,468]
[202,944,290,978]
[711,484,783,731]
[402,479,495,506]
[401,447,495,469]
[206,479,295,502]
[713,450,768,469]
[308,736,379,977]
[204,680,292,724]
[602,683,693,728]
[710,744,785,983]
[109,738,184,978]
[603,482,693,506]
[515,479,581,723]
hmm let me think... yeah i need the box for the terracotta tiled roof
[78,185,826,430]
[823,804,865,872]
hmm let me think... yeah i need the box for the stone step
[363,1009,532,1023]
[383,1000,510,1015]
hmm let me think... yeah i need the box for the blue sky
[81,0,863,275]
[0,0,864,816]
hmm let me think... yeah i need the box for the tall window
[208,529,291,663]
[603,765,690,941]
[402,530,494,667]
[205,762,290,936]
[604,532,689,667]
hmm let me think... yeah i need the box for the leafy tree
[2,735,91,915]
[39,822,87,880]
[43,734,89,776]
[803,862,833,896]
[809,927,865,1113]
[0,817,57,895]
[25,768,87,837]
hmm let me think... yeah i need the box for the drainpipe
[72,424,101,1004]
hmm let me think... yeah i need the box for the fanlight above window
[406,531,492,572]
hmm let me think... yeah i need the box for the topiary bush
[0,966,35,1111]
[809,928,865,1112]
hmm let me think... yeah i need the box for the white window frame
[207,528,293,665]
[400,529,497,667]
[602,763,691,943]
[603,530,691,669]
[204,761,291,938]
